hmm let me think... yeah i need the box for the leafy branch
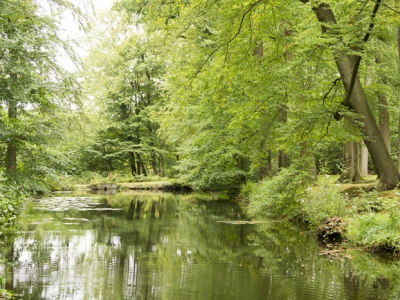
[343,0,382,106]
[194,0,263,77]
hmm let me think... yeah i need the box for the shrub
[247,166,311,220]
[0,188,24,230]
[0,287,13,300]
[247,170,347,228]
[301,184,347,227]
[347,190,383,214]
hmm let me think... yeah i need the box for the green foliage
[0,0,90,191]
[301,182,347,227]
[348,189,384,214]
[0,177,25,230]
[81,13,174,178]
[0,288,13,300]
[314,142,343,175]
[247,165,311,220]
[347,212,400,251]
[111,0,400,191]
[247,170,346,227]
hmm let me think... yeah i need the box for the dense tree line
[2,0,400,194]
[95,0,400,191]
[0,0,91,192]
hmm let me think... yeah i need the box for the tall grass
[346,212,400,251]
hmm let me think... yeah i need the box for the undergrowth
[346,212,400,251]
[246,165,310,221]
[244,169,400,251]
[69,171,171,186]
[245,167,347,227]
[0,180,25,231]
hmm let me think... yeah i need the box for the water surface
[1,192,400,299]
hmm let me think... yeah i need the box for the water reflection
[1,192,400,299]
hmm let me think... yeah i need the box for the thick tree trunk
[136,157,141,176]
[151,152,158,175]
[338,141,360,183]
[136,154,147,176]
[312,3,399,189]
[360,75,370,177]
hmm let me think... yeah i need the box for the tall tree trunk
[375,57,390,153]
[397,27,400,173]
[278,106,289,169]
[262,149,273,178]
[360,139,369,177]
[159,155,165,177]
[129,152,137,176]
[360,75,371,177]
[136,154,147,176]
[338,117,361,182]
[6,101,17,175]
[141,160,148,176]
[378,91,390,153]
[398,116,400,174]
[136,156,141,176]
[338,141,360,183]
[151,152,158,175]
[309,2,399,190]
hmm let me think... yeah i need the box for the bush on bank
[245,167,400,252]
[246,166,347,227]
[0,188,24,230]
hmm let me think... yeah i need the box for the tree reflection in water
[0,192,400,299]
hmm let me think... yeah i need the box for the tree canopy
[2,0,400,192]
[105,0,400,190]
[0,0,91,191]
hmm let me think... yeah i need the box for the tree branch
[193,0,263,77]
[342,0,381,106]
[300,0,382,116]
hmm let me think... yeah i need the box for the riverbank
[313,175,400,252]
[48,174,400,253]
[244,171,400,253]
[5,192,400,299]
[2,173,400,254]
[75,181,192,192]
[79,174,400,253]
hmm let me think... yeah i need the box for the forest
[2,0,400,250]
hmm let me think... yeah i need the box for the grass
[314,175,400,252]
[246,172,400,252]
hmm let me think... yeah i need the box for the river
[0,191,400,299]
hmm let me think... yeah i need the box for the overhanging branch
[343,0,382,106]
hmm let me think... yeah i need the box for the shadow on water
[1,191,400,299]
